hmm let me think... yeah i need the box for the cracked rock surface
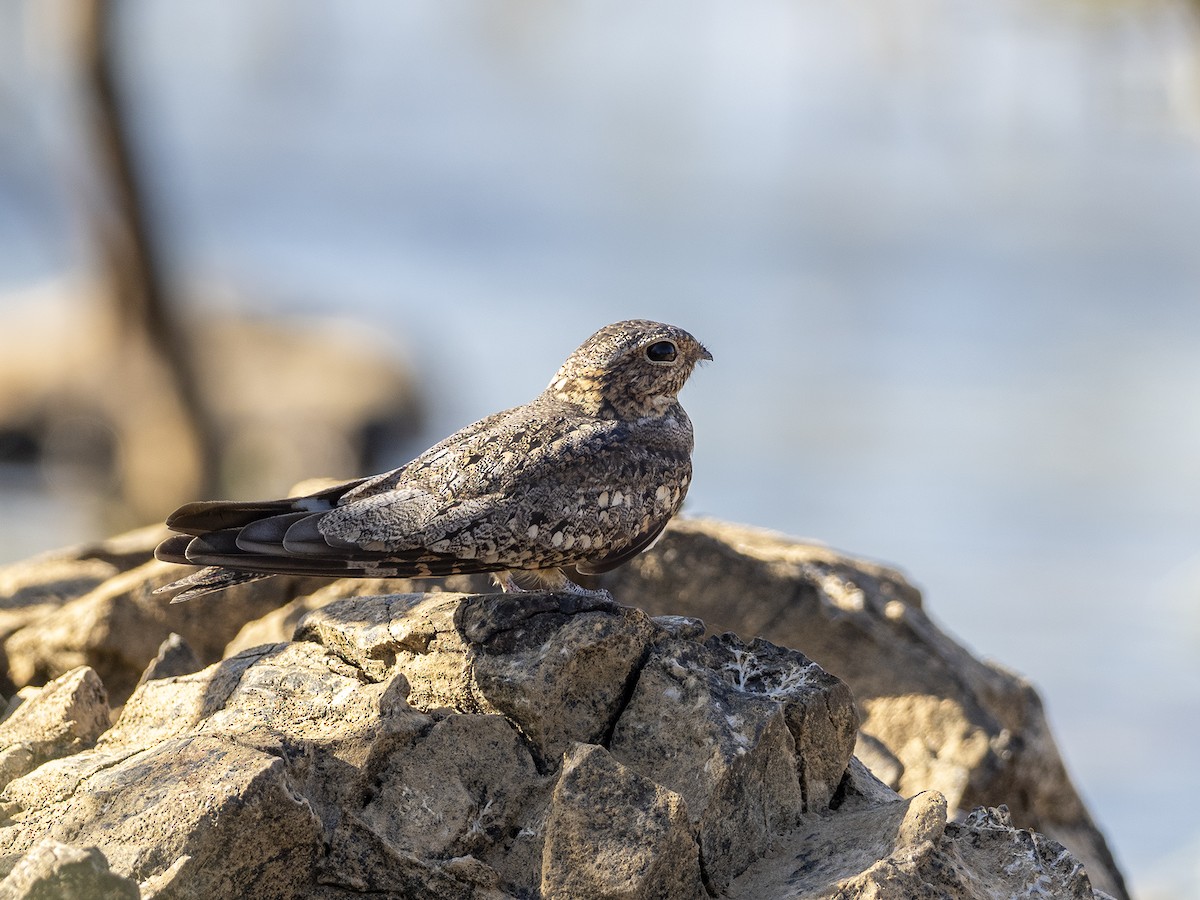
[0,520,1125,898]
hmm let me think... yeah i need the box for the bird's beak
[700,345,713,362]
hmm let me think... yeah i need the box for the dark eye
[645,340,677,363]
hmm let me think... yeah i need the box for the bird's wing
[158,407,691,579]
[314,414,693,572]
[336,407,519,499]
[573,516,671,575]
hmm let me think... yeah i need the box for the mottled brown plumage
[156,320,711,602]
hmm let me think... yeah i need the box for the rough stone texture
[0,519,1128,899]
[541,743,705,900]
[727,792,1102,900]
[0,839,138,900]
[599,517,1129,900]
[15,736,324,899]
[0,668,109,789]
[298,590,658,766]
[224,572,497,661]
[608,634,852,892]
[0,527,160,698]
[0,585,863,897]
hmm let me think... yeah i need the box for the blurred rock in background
[0,286,421,528]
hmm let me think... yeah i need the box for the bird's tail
[155,565,274,604]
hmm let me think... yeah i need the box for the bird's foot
[559,579,614,603]
[499,570,616,608]
[500,573,527,593]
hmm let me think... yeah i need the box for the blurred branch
[76,0,220,505]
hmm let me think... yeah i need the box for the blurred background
[1,1,1199,896]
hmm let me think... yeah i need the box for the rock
[0,519,1127,898]
[0,839,138,900]
[0,586,862,897]
[0,534,135,696]
[541,743,705,900]
[0,641,431,897]
[298,591,659,766]
[727,792,1100,899]
[14,735,325,899]
[342,713,546,894]
[0,692,38,727]
[134,634,200,687]
[598,518,1130,900]
[222,593,330,658]
[608,634,853,891]
[0,526,175,670]
[948,805,1100,897]
[221,571,489,659]
[0,668,109,789]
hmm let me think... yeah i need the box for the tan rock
[219,572,487,658]
[298,591,658,765]
[0,668,109,789]
[729,794,1100,899]
[347,714,546,893]
[0,547,124,697]
[0,839,138,900]
[607,634,846,891]
[37,735,322,900]
[97,646,273,751]
[0,520,1126,899]
[541,743,705,900]
[1,529,330,704]
[0,526,189,669]
[222,593,330,657]
[132,634,199,688]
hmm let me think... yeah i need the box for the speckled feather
[155,320,710,602]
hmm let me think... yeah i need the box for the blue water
[3,2,1200,895]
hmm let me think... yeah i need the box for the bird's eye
[645,340,677,363]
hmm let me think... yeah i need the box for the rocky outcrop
[0,593,855,898]
[0,519,1127,898]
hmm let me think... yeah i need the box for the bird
[155,319,711,603]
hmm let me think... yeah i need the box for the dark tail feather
[237,512,316,554]
[154,468,515,599]
[164,477,368,536]
[154,534,194,564]
[165,500,300,535]
[156,566,274,603]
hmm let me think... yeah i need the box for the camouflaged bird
[155,319,711,602]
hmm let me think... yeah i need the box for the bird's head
[547,319,712,418]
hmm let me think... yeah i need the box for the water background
[2,2,1200,896]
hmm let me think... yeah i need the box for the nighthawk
[155,319,711,602]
